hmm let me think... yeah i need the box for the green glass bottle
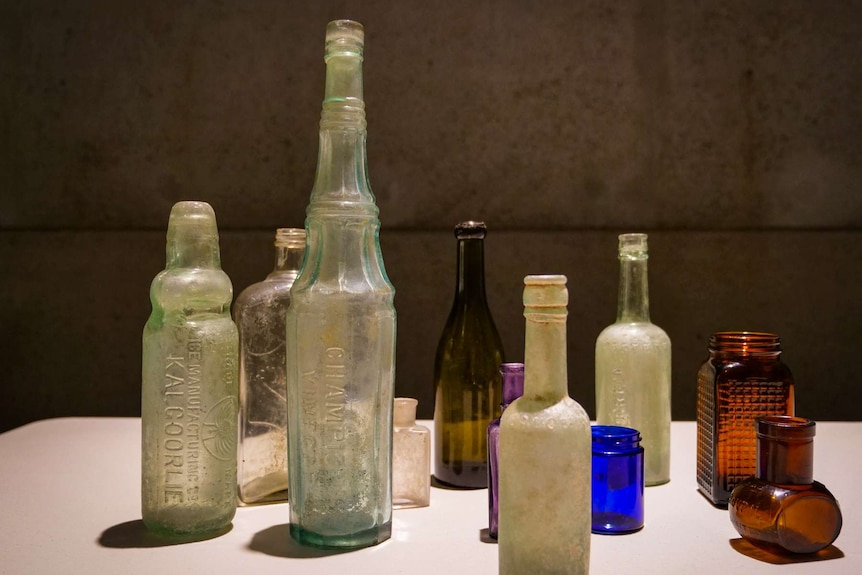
[434,221,504,488]
[141,201,238,536]
[286,20,396,549]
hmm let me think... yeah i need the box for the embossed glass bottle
[286,20,396,549]
[499,276,591,575]
[697,332,794,507]
[595,233,671,486]
[434,221,504,488]
[392,398,431,509]
[236,228,305,505]
[729,416,842,554]
[488,363,524,539]
[141,201,238,536]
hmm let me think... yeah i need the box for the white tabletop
[0,418,859,574]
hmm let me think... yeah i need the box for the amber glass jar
[729,416,842,554]
[696,332,794,507]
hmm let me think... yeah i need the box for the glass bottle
[433,221,504,488]
[499,275,591,575]
[697,332,795,507]
[392,398,431,509]
[595,233,671,486]
[285,20,396,550]
[729,416,842,554]
[141,201,238,536]
[235,228,306,505]
[488,363,524,539]
[591,425,644,535]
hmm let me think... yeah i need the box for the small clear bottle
[487,363,524,539]
[392,398,431,509]
[591,425,644,534]
[141,201,238,536]
[235,228,306,505]
[499,275,591,575]
[697,332,795,506]
[595,233,671,486]
[729,416,842,554]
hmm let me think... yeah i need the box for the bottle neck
[455,238,488,305]
[500,363,525,408]
[309,44,376,214]
[272,232,307,276]
[393,398,418,428]
[522,276,569,401]
[617,257,650,322]
[756,416,815,484]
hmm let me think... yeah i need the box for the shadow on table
[98,519,232,548]
[729,538,844,564]
[248,523,359,558]
[479,528,497,544]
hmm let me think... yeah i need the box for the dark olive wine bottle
[433,221,504,488]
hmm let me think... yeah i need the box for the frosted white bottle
[392,398,431,509]
[499,275,591,575]
[595,233,671,486]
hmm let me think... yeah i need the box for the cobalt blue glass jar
[591,425,645,534]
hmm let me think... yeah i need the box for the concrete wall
[2,1,860,431]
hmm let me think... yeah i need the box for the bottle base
[142,517,233,540]
[289,521,392,549]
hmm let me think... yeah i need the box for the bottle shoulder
[597,321,670,345]
[234,279,294,312]
[502,396,590,430]
[149,267,233,314]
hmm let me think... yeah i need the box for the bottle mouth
[275,228,307,249]
[592,425,642,453]
[454,221,486,239]
[757,415,815,441]
[325,20,364,60]
[618,233,648,260]
[709,331,781,354]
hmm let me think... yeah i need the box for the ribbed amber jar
[696,332,794,507]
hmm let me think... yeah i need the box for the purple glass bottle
[488,363,525,539]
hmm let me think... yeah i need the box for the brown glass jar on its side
[696,332,795,507]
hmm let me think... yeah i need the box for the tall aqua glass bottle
[285,20,396,549]
[595,233,671,486]
[141,201,238,536]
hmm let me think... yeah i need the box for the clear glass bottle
[697,332,795,507]
[236,228,306,505]
[488,363,524,539]
[591,425,644,534]
[595,233,671,486]
[499,275,591,575]
[434,221,504,488]
[141,201,238,536]
[729,416,842,554]
[285,20,396,549]
[392,398,431,509]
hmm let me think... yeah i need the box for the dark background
[2,0,861,432]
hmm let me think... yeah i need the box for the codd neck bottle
[434,221,504,488]
[499,275,591,575]
[141,201,238,536]
[595,233,671,486]
[236,228,305,505]
[286,20,396,549]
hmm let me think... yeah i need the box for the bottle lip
[618,232,648,260]
[274,228,306,248]
[325,19,364,60]
[756,415,816,440]
[709,331,781,353]
[591,425,643,453]
[454,221,487,239]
